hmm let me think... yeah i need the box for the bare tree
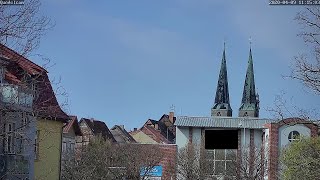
[0,0,53,56]
[266,92,318,121]
[290,7,320,95]
[176,142,210,180]
[234,146,266,180]
[62,137,164,180]
[177,141,267,180]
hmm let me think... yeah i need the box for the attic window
[288,131,300,142]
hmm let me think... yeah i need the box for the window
[206,149,237,177]
[62,142,67,153]
[35,130,40,160]
[2,123,16,154]
[217,112,221,116]
[244,112,248,116]
[18,138,24,154]
[0,67,4,84]
[205,130,238,149]
[21,112,28,127]
[70,143,75,154]
[31,82,37,98]
[288,131,300,142]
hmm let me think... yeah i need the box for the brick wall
[265,123,279,180]
[159,144,177,180]
[265,118,319,180]
[138,144,177,180]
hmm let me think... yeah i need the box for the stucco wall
[254,129,263,148]
[34,118,63,180]
[192,128,202,145]
[278,124,311,148]
[240,129,251,148]
[175,127,189,149]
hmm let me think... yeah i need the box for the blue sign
[140,165,163,177]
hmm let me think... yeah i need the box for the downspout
[59,124,63,180]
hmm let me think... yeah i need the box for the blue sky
[33,0,319,130]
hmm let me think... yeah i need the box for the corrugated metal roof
[175,116,276,129]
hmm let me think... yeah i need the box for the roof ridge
[0,43,46,73]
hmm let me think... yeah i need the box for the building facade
[0,44,69,180]
[61,116,82,169]
[175,46,318,179]
[0,54,35,180]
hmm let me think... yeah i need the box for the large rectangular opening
[205,130,238,149]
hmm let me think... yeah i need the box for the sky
[32,0,320,130]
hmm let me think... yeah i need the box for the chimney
[169,111,174,124]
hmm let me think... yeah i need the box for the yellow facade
[34,118,63,180]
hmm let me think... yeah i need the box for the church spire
[211,44,232,117]
[239,47,259,117]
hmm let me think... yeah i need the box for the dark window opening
[205,130,238,149]
[288,131,300,142]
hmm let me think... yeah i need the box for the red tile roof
[63,116,82,136]
[0,44,68,121]
[0,44,45,75]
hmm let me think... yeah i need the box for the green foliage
[281,137,320,180]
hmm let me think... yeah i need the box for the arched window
[244,112,248,117]
[288,131,300,142]
[217,112,221,116]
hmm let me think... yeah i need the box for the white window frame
[288,131,300,142]
[206,149,237,178]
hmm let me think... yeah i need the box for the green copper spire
[239,47,259,117]
[211,44,232,117]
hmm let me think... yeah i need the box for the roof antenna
[170,104,175,112]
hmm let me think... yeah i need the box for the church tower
[239,47,259,117]
[211,44,232,117]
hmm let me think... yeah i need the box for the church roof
[241,48,258,105]
[175,116,275,129]
[214,46,231,106]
